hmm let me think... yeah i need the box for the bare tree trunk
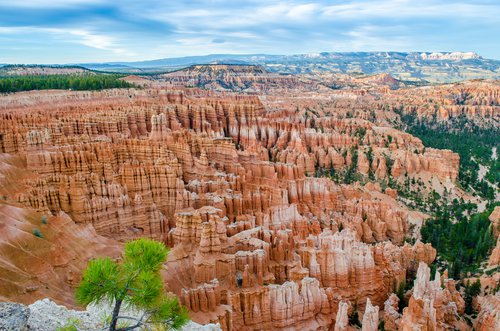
[109,298,123,331]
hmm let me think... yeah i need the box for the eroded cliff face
[0,87,451,243]
[169,224,434,329]
[388,80,500,122]
[157,65,308,93]
[475,294,500,331]
[0,84,474,330]
[488,208,500,268]
[400,262,468,331]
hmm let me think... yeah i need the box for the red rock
[401,262,467,331]
[475,294,500,331]
[0,81,488,330]
[383,294,402,331]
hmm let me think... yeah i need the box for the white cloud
[286,3,320,21]
[0,26,128,54]
[145,0,499,30]
[341,25,411,51]
[1,1,499,62]
[0,0,106,8]
[321,0,499,20]
[65,29,126,54]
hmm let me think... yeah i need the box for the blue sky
[0,0,499,64]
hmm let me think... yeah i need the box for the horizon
[1,50,497,67]
[0,0,499,64]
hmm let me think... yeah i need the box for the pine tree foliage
[464,279,481,315]
[0,74,133,92]
[76,238,189,331]
[421,205,497,279]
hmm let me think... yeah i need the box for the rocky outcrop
[361,298,379,331]
[388,80,500,121]
[0,302,29,331]
[400,262,439,330]
[159,65,305,93]
[0,299,222,331]
[488,207,500,267]
[489,237,500,267]
[490,206,500,238]
[475,294,500,331]
[267,277,327,329]
[334,301,349,331]
[383,294,402,331]
[400,262,467,331]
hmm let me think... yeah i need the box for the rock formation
[361,298,379,331]
[475,294,500,331]
[0,299,222,331]
[0,75,495,330]
[488,207,500,268]
[400,262,467,331]
[383,294,402,331]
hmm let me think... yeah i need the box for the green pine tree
[76,238,189,331]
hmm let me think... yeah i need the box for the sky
[0,0,499,64]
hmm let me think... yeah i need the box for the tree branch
[114,316,148,331]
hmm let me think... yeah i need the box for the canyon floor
[0,66,498,330]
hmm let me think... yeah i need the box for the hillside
[0,65,94,76]
[80,52,500,83]
[156,64,304,92]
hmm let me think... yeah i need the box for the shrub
[396,282,408,311]
[464,279,481,315]
[348,301,361,327]
[32,228,43,238]
[56,317,81,331]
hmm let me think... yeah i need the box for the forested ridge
[0,74,133,92]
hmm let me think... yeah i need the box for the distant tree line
[0,74,133,92]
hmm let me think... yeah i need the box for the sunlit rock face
[1,73,495,330]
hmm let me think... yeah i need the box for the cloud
[341,25,411,51]
[0,26,127,54]
[286,3,320,21]
[0,0,106,8]
[65,29,127,54]
[0,0,499,62]
[321,0,499,21]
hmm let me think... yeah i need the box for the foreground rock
[0,302,29,331]
[0,299,221,331]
